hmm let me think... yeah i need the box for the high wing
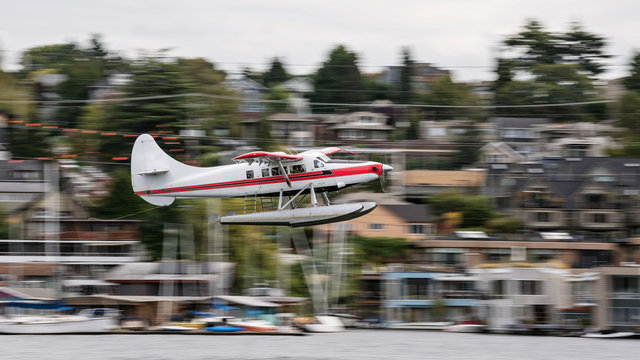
[305,147,358,156]
[234,151,303,162]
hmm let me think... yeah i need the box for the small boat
[386,321,454,330]
[443,320,486,333]
[226,318,277,332]
[581,330,636,339]
[304,316,345,333]
[205,325,243,332]
[0,308,119,334]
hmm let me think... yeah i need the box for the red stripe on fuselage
[135,164,375,196]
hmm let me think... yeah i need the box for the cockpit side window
[261,168,270,177]
[271,167,280,176]
[315,157,325,168]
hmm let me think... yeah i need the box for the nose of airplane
[382,164,393,172]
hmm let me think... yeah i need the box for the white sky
[1,0,638,82]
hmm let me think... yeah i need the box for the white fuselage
[135,156,383,199]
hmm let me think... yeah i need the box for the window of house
[529,249,555,262]
[246,170,254,179]
[487,248,510,262]
[261,168,270,177]
[369,223,384,230]
[491,280,506,296]
[519,280,542,295]
[408,224,424,234]
[535,212,551,222]
[593,213,607,223]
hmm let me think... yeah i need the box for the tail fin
[130,134,180,206]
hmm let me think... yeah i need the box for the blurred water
[3,330,639,360]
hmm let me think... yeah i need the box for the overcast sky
[1,0,638,82]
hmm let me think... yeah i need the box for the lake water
[3,330,640,360]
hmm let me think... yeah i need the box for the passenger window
[291,165,305,174]
[246,170,254,179]
[261,168,270,177]
[271,167,280,176]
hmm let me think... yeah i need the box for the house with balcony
[327,111,394,144]
[488,117,550,159]
[381,267,478,323]
[472,266,569,330]
[485,157,640,241]
[415,230,620,270]
[537,122,621,158]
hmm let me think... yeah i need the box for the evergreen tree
[263,58,288,87]
[310,45,364,110]
[624,51,640,92]
[398,47,414,103]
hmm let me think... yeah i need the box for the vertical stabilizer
[130,134,176,206]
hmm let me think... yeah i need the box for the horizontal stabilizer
[137,168,169,176]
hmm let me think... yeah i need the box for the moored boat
[581,330,636,338]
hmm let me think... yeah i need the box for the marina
[3,330,640,360]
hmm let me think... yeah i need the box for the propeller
[380,164,393,192]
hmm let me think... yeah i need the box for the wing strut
[278,160,292,187]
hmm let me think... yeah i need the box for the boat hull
[0,316,116,334]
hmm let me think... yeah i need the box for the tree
[310,45,364,110]
[91,169,186,259]
[19,36,125,127]
[98,52,191,159]
[351,235,407,264]
[500,20,610,78]
[429,190,493,228]
[494,64,600,121]
[263,58,288,87]
[397,47,414,103]
[420,75,483,121]
[624,51,640,92]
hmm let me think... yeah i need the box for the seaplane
[131,134,392,227]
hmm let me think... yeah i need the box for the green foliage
[485,216,523,234]
[420,76,483,121]
[263,58,288,87]
[624,51,640,92]
[90,169,185,259]
[451,123,482,168]
[495,20,610,121]
[397,47,414,103]
[20,36,126,127]
[265,86,289,112]
[429,190,493,228]
[98,53,191,159]
[363,77,395,101]
[351,235,407,264]
[617,91,640,131]
[494,64,599,121]
[310,45,364,110]
[500,20,610,77]
[255,117,274,150]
